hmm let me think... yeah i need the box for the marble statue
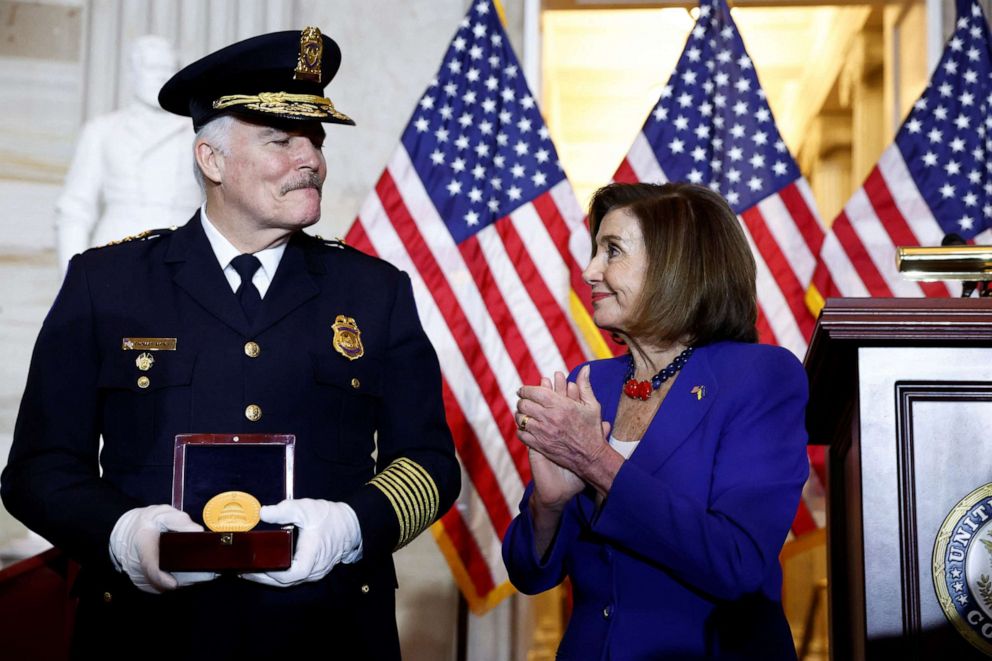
[55,35,201,271]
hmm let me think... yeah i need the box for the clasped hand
[516,366,612,508]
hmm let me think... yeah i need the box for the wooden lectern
[806,298,992,659]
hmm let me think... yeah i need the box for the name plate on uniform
[159,433,295,572]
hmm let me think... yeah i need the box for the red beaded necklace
[622,347,694,401]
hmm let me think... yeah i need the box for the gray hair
[192,114,236,192]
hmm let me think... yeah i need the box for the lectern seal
[934,483,992,656]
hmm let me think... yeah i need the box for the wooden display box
[159,433,295,572]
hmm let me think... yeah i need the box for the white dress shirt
[200,205,286,298]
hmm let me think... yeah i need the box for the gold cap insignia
[294,26,323,82]
[332,315,364,361]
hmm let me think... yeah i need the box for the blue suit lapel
[575,347,718,523]
[166,213,249,335]
[629,345,717,474]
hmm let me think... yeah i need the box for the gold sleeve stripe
[391,459,438,533]
[370,472,418,548]
[394,460,439,514]
[397,458,440,510]
[368,458,440,549]
[376,472,418,536]
[375,471,425,543]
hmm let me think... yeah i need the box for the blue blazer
[2,213,460,659]
[502,341,808,660]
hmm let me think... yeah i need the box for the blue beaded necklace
[622,347,694,401]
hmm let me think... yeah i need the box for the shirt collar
[200,204,287,280]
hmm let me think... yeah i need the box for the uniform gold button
[245,404,262,421]
[103,591,113,603]
[244,341,260,358]
[361,584,370,594]
[351,378,360,389]
[137,376,150,389]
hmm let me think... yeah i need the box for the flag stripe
[740,205,815,340]
[760,187,819,288]
[739,216,807,358]
[865,164,950,297]
[828,206,894,297]
[878,147,946,250]
[778,179,825,258]
[495,218,585,368]
[376,169,531,483]
[755,307,775,346]
[345,220,375,254]
[458,233,544,386]
[441,378,514,536]
[531,190,589,313]
[614,158,640,184]
[813,229,870,299]
[790,497,818,537]
[625,131,668,184]
[545,185,626,358]
[440,507,496,597]
[356,181,523,514]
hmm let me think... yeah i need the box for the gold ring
[518,414,529,431]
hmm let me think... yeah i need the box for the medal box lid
[171,433,295,528]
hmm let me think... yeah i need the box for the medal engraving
[202,491,261,533]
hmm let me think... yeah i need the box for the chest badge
[332,315,364,361]
[135,352,155,371]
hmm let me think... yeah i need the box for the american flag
[611,0,827,534]
[810,0,992,304]
[345,0,602,612]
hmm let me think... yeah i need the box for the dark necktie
[231,253,262,323]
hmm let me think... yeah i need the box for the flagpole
[456,591,468,661]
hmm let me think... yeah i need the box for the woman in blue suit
[503,182,808,660]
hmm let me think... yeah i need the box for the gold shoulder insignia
[309,233,347,249]
[100,227,176,248]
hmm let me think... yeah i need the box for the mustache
[281,172,323,196]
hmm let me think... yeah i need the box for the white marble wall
[0,1,530,659]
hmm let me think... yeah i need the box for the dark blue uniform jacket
[2,213,460,659]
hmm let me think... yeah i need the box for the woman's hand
[516,366,619,498]
[522,375,591,510]
[517,369,610,558]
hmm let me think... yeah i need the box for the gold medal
[332,315,364,360]
[202,491,261,532]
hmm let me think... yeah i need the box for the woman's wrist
[580,444,625,497]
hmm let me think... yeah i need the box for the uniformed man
[1,27,460,660]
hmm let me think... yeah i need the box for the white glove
[240,498,362,587]
[109,504,218,594]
